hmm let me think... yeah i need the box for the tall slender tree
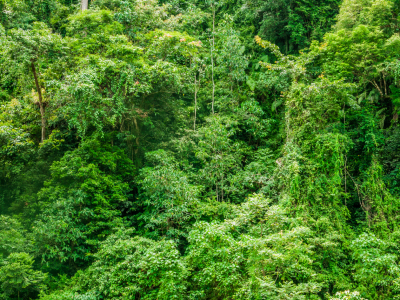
[3,22,65,143]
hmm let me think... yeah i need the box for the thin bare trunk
[383,74,387,96]
[81,0,88,10]
[221,175,224,202]
[211,3,215,114]
[194,74,198,130]
[31,62,46,143]
[343,102,347,202]
[133,117,140,155]
[370,80,384,98]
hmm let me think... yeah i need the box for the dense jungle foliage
[2,0,400,299]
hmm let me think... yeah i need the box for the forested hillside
[1,0,400,299]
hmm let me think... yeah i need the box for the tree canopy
[2,0,400,299]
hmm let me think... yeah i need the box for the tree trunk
[194,74,198,130]
[211,3,215,114]
[81,0,88,11]
[133,117,140,155]
[31,62,46,143]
